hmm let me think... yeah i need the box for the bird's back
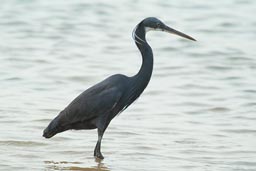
[43,74,129,138]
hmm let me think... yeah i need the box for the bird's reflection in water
[44,159,110,171]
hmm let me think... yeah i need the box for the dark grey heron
[43,17,196,159]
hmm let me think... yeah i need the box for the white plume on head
[145,27,154,32]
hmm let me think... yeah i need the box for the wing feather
[58,75,125,125]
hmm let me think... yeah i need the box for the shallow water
[1,0,256,170]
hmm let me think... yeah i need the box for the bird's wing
[59,76,124,125]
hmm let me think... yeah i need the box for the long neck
[130,23,154,99]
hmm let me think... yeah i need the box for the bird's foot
[94,151,104,160]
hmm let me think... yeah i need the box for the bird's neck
[131,23,153,96]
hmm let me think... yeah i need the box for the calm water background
[1,0,256,170]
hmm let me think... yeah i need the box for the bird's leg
[94,128,104,159]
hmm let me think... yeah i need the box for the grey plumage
[43,17,196,159]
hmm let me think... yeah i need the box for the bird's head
[141,17,196,41]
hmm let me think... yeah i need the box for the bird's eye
[156,23,161,27]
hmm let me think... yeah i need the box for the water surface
[0,0,256,170]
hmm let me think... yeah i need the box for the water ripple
[0,0,256,171]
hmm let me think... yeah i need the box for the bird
[43,17,196,159]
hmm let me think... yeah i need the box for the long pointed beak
[164,25,196,41]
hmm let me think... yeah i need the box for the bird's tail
[43,115,63,138]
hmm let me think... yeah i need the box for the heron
[43,17,196,159]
